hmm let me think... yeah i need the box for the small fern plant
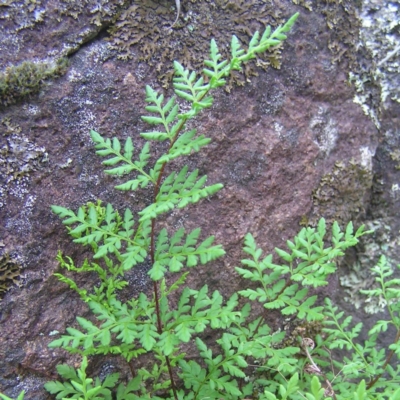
[45,14,300,398]
[238,230,400,400]
[2,11,400,400]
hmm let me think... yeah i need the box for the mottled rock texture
[0,0,398,398]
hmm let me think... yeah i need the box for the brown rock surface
[0,0,398,398]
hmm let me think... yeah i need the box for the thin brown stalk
[148,116,187,400]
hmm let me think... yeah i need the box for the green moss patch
[0,58,68,108]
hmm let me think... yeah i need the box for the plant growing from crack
[1,11,400,400]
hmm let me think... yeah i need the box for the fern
[1,10,399,400]
[52,201,150,270]
[236,219,367,321]
[307,255,400,399]
[44,356,120,399]
[41,15,304,399]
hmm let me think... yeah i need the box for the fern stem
[301,338,337,400]
[149,116,186,330]
[153,281,163,333]
[380,266,400,331]
[127,360,136,378]
[154,118,186,191]
[330,312,370,368]
[165,356,178,400]
[149,116,187,399]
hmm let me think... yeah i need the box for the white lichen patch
[273,121,284,138]
[391,183,400,199]
[5,194,37,237]
[310,107,338,156]
[84,40,112,65]
[67,68,83,83]
[340,219,400,314]
[359,145,375,170]
[23,104,40,115]
[351,0,400,125]
[59,157,73,169]
[0,119,47,208]
[7,178,30,200]
[56,39,117,141]
[348,70,381,129]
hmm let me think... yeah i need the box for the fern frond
[240,12,300,60]
[203,39,229,87]
[44,356,119,399]
[168,288,239,342]
[51,202,150,269]
[237,219,369,324]
[141,85,180,142]
[90,130,154,188]
[49,296,156,359]
[139,166,223,222]
[43,14,321,400]
[149,227,225,280]
[173,61,214,118]
[155,129,211,165]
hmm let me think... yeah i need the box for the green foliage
[308,255,400,399]
[51,200,150,270]
[2,10,400,400]
[236,219,366,321]
[44,356,119,399]
[0,58,68,107]
[0,391,25,400]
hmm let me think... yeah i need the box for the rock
[1,0,398,398]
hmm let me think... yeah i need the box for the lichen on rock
[348,1,400,129]
[390,149,400,170]
[58,0,127,26]
[293,0,361,66]
[0,0,46,32]
[0,0,128,78]
[311,159,373,226]
[340,219,400,314]
[0,118,48,208]
[107,0,287,89]
[0,252,21,300]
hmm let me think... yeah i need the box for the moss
[281,319,324,349]
[0,252,21,300]
[310,160,373,226]
[0,58,69,108]
[107,0,286,89]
